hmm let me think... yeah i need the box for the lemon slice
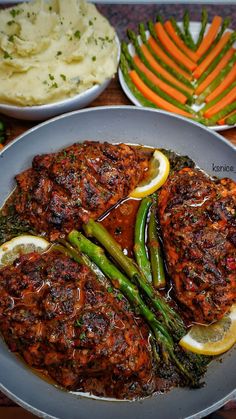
[0,235,50,268]
[130,150,170,198]
[180,305,236,356]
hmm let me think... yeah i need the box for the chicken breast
[158,167,236,324]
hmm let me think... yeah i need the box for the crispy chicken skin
[0,251,155,399]
[13,141,148,240]
[158,168,236,324]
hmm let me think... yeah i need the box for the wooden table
[2,75,236,147]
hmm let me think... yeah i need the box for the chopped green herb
[49,6,52,11]
[56,51,62,56]
[89,20,93,26]
[79,332,86,340]
[3,51,12,59]
[107,287,113,293]
[116,293,124,301]
[92,56,96,61]
[8,35,14,43]
[74,30,81,39]
[60,73,66,81]
[48,73,54,80]
[74,319,83,327]
[7,20,15,26]
[10,9,22,18]
[51,82,58,88]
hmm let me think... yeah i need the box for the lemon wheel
[0,235,50,268]
[180,305,236,356]
[129,149,170,198]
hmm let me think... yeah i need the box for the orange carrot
[218,110,236,125]
[140,44,194,95]
[164,20,199,62]
[205,63,236,102]
[193,32,231,79]
[204,85,236,118]
[196,16,222,57]
[0,144,3,150]
[154,22,197,72]
[129,70,192,118]
[133,55,187,104]
[195,48,235,95]
[147,36,192,80]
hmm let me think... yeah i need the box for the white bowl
[0,36,120,121]
[0,80,111,121]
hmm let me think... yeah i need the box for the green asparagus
[196,53,236,104]
[82,219,186,340]
[199,80,236,114]
[134,197,152,283]
[209,101,236,125]
[197,17,231,64]
[127,29,193,89]
[183,10,195,50]
[122,42,194,113]
[148,210,166,289]
[226,112,236,125]
[195,8,208,50]
[68,229,205,385]
[120,53,159,108]
[196,32,236,87]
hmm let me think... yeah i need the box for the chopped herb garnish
[116,293,124,301]
[48,73,54,80]
[7,20,15,26]
[89,20,93,26]
[10,9,22,18]
[74,319,83,327]
[49,6,52,11]
[79,332,86,340]
[107,287,113,293]
[74,30,81,39]
[3,51,12,59]
[56,51,62,56]
[51,82,58,88]
[8,35,14,43]
[60,74,66,81]
[92,56,96,61]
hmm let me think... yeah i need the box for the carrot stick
[193,32,231,79]
[129,70,192,118]
[154,22,197,72]
[196,16,223,57]
[204,85,236,118]
[140,44,194,95]
[133,55,187,104]
[147,36,192,80]
[218,110,236,125]
[195,48,234,95]
[164,20,199,62]
[206,63,236,102]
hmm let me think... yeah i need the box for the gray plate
[0,106,235,419]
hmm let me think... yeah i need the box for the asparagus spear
[127,29,193,89]
[209,101,236,125]
[68,229,202,385]
[183,10,195,50]
[82,219,186,340]
[134,197,152,283]
[195,8,208,50]
[148,210,166,289]
[120,53,159,108]
[197,17,231,64]
[156,14,164,24]
[169,17,186,42]
[122,42,195,113]
[199,80,236,114]
[196,53,236,104]
[196,32,236,87]
[226,112,236,125]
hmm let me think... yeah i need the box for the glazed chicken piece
[0,250,155,399]
[13,141,148,240]
[158,167,236,324]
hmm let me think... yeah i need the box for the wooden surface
[1,76,236,147]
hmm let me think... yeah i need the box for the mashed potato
[0,0,119,106]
